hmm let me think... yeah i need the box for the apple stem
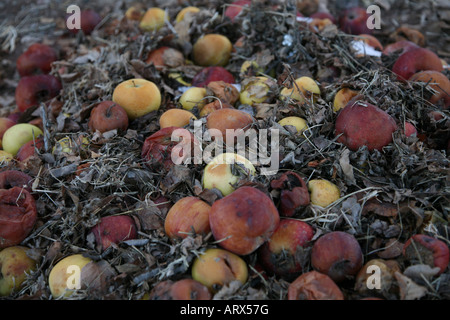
[106,104,115,117]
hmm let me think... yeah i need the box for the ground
[0,0,449,300]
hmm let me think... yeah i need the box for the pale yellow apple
[0,246,37,296]
[48,254,93,299]
[308,179,341,207]
[280,76,321,104]
[278,116,308,133]
[179,87,207,111]
[2,123,43,156]
[202,152,256,196]
[112,78,161,120]
[239,76,275,106]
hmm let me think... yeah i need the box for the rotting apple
[52,135,89,155]
[148,278,211,300]
[15,74,62,112]
[192,34,233,67]
[258,219,314,279]
[2,123,43,156]
[287,270,344,300]
[333,87,359,112]
[409,70,450,109]
[404,121,417,137]
[139,7,167,32]
[16,43,58,77]
[191,248,248,293]
[125,6,144,21]
[0,187,37,249]
[338,7,371,35]
[191,66,235,87]
[270,171,310,217]
[392,47,443,82]
[112,78,161,120]
[224,0,251,22]
[334,99,398,151]
[311,231,363,283]
[0,170,33,193]
[88,101,129,133]
[0,117,16,149]
[278,116,308,134]
[159,108,196,129]
[279,76,321,104]
[209,186,280,256]
[403,234,450,275]
[199,100,234,117]
[382,40,419,56]
[205,108,254,145]
[307,179,340,208]
[354,259,400,296]
[202,152,256,197]
[0,151,13,164]
[141,126,197,171]
[206,81,240,106]
[175,6,200,23]
[145,46,184,70]
[240,76,277,106]
[0,246,37,296]
[91,215,137,251]
[179,87,208,111]
[48,254,93,299]
[164,196,211,241]
[69,9,102,35]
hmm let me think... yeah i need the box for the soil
[0,0,449,301]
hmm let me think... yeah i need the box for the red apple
[209,186,280,256]
[382,40,419,56]
[404,121,417,137]
[16,43,58,77]
[392,47,443,82]
[310,12,336,24]
[0,187,37,249]
[91,215,138,251]
[69,9,102,35]
[335,98,398,151]
[258,219,314,279]
[339,7,372,35]
[16,137,44,162]
[191,66,235,87]
[0,170,33,193]
[88,101,129,133]
[15,74,62,112]
[0,117,16,149]
[224,0,251,22]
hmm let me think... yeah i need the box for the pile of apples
[0,0,449,300]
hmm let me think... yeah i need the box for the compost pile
[0,0,449,300]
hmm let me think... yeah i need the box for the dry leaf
[394,271,428,300]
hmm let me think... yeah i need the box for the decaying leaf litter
[0,0,449,300]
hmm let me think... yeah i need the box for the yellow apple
[48,254,93,299]
[0,246,37,296]
[139,7,167,31]
[2,123,43,156]
[239,76,276,106]
[202,152,256,196]
[308,179,341,207]
[112,78,161,120]
[175,6,200,23]
[278,116,308,133]
[280,76,321,104]
[179,87,207,111]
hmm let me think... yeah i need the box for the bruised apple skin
[310,231,363,283]
[335,99,397,151]
[191,248,248,292]
[258,219,314,279]
[88,101,129,133]
[392,47,443,82]
[0,187,37,249]
[287,270,344,300]
[148,279,211,300]
[15,74,62,112]
[270,171,310,217]
[91,215,138,251]
[209,186,280,256]
[0,170,33,193]
[16,43,58,77]
[164,197,211,240]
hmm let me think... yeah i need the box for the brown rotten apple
[335,99,397,151]
[311,231,363,283]
[270,171,310,217]
[88,101,129,133]
[148,279,211,300]
[287,270,344,300]
[209,186,280,256]
[15,74,62,112]
[16,43,58,77]
[0,187,37,248]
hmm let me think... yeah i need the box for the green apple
[2,123,43,156]
[0,246,37,296]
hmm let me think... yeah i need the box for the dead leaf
[395,271,428,300]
